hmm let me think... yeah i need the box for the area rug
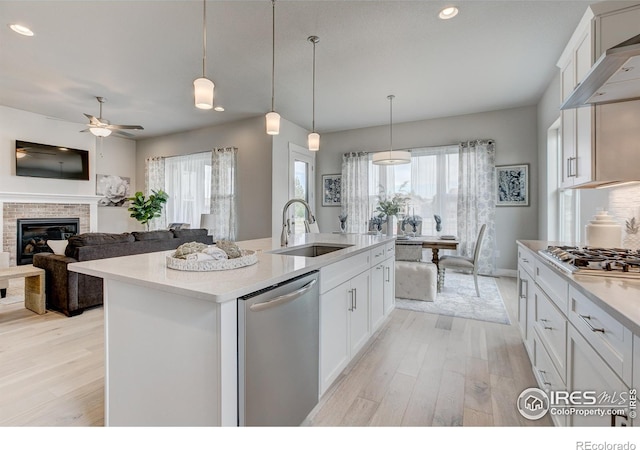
[395,272,511,325]
[0,279,25,306]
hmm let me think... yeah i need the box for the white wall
[316,105,539,271]
[135,116,272,240]
[0,105,137,232]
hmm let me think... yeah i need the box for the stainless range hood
[561,33,640,109]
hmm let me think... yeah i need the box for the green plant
[127,190,169,229]
[626,217,639,234]
[375,182,410,218]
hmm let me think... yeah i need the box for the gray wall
[136,116,272,240]
[316,105,540,272]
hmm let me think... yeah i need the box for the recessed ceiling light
[9,23,34,36]
[214,106,225,112]
[438,6,459,20]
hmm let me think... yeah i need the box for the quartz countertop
[518,240,640,334]
[68,233,394,304]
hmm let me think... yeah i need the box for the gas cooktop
[538,245,640,278]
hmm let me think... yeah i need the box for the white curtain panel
[144,156,166,231]
[164,151,212,230]
[457,140,496,275]
[210,147,238,241]
[341,152,370,234]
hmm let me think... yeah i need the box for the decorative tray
[166,249,258,272]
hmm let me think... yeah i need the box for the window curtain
[164,151,212,230]
[144,156,166,231]
[457,139,496,275]
[209,147,238,241]
[341,152,370,234]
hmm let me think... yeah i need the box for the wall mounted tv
[15,140,89,181]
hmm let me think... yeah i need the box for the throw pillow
[47,239,68,255]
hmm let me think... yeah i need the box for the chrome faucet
[281,199,317,246]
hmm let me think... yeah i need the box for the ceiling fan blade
[112,130,136,138]
[107,124,144,130]
[84,113,103,126]
[79,128,90,133]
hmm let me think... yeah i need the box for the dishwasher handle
[249,278,318,312]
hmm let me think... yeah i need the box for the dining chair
[438,224,486,296]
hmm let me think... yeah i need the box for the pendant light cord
[271,0,276,112]
[388,94,395,152]
[310,37,318,132]
[202,0,207,78]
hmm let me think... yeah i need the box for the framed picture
[496,164,529,207]
[96,174,131,207]
[322,174,341,206]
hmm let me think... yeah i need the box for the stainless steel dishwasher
[237,270,319,426]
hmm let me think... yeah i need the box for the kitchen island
[68,232,394,426]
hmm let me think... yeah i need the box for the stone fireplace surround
[1,192,100,266]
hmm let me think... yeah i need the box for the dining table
[394,235,460,291]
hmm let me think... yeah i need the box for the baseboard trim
[495,268,517,278]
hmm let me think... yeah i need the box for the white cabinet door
[517,266,533,356]
[349,270,370,356]
[567,326,630,427]
[574,30,593,187]
[382,257,395,315]
[319,281,350,395]
[370,264,385,331]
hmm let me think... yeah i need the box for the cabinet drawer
[568,285,633,386]
[320,251,370,294]
[533,329,567,427]
[533,284,567,382]
[385,241,395,260]
[370,244,386,266]
[535,259,568,315]
[518,245,535,278]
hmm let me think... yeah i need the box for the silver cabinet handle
[348,289,354,311]
[538,369,552,387]
[385,266,390,282]
[578,314,605,333]
[540,318,553,330]
[249,279,317,312]
[519,278,528,298]
[353,288,357,310]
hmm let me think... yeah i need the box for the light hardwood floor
[0,276,551,427]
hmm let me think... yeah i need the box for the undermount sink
[268,243,353,258]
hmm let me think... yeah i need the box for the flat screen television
[15,140,89,180]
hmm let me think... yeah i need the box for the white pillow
[47,239,68,255]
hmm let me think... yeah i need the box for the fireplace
[17,218,80,265]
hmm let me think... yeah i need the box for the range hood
[561,33,640,109]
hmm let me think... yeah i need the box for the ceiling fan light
[308,132,320,151]
[266,111,281,135]
[9,24,34,36]
[439,6,459,20]
[372,150,411,165]
[194,77,214,109]
[90,127,112,137]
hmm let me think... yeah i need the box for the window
[370,145,459,235]
[164,152,212,228]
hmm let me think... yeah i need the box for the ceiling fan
[82,96,144,138]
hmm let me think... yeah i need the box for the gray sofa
[33,229,213,316]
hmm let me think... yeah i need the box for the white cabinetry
[558,2,640,188]
[320,241,396,396]
[517,244,535,357]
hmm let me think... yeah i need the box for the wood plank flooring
[0,276,551,426]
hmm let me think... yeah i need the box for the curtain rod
[343,142,460,157]
[149,147,237,161]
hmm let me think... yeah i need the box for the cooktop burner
[539,245,640,278]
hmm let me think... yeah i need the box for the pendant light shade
[194,0,214,110]
[372,94,411,165]
[265,0,280,135]
[308,36,320,151]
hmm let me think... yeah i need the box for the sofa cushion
[132,230,173,241]
[65,233,134,258]
[172,228,208,239]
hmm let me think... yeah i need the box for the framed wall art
[322,174,341,206]
[496,164,529,207]
[96,174,131,207]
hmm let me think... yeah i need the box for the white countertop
[518,240,640,334]
[68,233,394,303]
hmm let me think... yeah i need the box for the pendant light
[308,36,320,151]
[372,95,411,165]
[265,0,280,135]
[194,0,214,109]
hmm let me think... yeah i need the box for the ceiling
[0,0,594,140]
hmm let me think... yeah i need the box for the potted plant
[127,189,169,230]
[375,183,410,236]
